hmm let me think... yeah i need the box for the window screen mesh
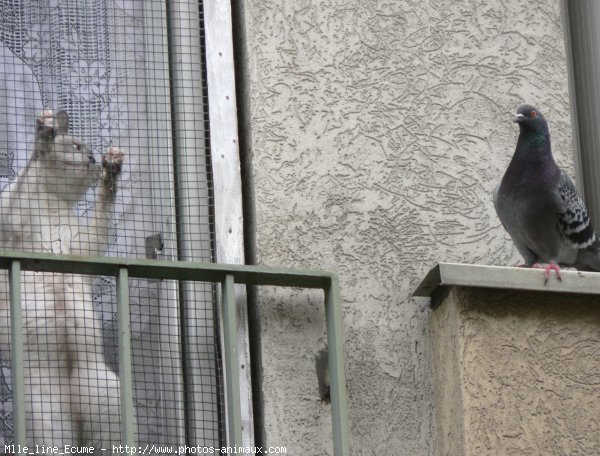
[0,0,223,449]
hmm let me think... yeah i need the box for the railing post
[221,274,242,446]
[325,275,350,456]
[117,267,135,446]
[9,260,25,446]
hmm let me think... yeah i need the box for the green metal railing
[2,251,349,455]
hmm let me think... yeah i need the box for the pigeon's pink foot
[543,260,562,285]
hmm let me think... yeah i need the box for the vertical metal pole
[221,274,242,446]
[325,275,350,456]
[561,0,600,229]
[167,0,210,258]
[142,0,185,445]
[9,260,25,445]
[117,267,135,446]
[167,0,217,443]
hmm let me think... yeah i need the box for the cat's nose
[88,155,96,164]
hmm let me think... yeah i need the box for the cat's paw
[102,146,125,177]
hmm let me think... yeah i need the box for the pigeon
[494,103,600,284]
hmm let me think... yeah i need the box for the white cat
[0,109,128,449]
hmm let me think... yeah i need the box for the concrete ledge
[414,263,600,298]
[416,263,600,456]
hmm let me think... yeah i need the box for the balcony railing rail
[1,251,349,455]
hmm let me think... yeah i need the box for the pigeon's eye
[531,111,537,118]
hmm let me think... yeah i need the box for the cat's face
[49,134,96,170]
[33,110,100,201]
[36,133,100,201]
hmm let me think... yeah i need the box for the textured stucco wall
[430,289,465,456]
[233,1,572,454]
[432,286,600,456]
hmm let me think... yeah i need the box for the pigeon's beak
[512,113,525,123]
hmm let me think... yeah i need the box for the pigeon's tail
[575,239,600,271]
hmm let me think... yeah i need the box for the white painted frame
[204,0,254,447]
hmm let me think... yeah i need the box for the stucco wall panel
[237,0,571,453]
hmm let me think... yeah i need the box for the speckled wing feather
[556,171,596,249]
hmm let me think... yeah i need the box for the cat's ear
[35,109,56,139]
[35,109,69,139]
[54,111,69,134]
